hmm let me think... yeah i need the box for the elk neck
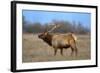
[43,33,53,46]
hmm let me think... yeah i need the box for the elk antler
[48,24,61,32]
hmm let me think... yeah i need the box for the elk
[38,24,78,56]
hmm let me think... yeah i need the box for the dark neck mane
[43,33,53,46]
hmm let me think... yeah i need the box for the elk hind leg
[70,47,74,56]
[75,47,78,56]
[70,41,78,56]
[71,46,78,56]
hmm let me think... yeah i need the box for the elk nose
[38,34,43,38]
[38,35,40,38]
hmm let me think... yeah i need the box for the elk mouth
[38,34,41,38]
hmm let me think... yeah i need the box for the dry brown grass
[22,33,91,63]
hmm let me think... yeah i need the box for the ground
[22,33,91,63]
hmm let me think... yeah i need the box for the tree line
[23,17,90,34]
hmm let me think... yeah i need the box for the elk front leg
[54,48,57,56]
[60,48,63,56]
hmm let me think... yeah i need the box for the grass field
[22,33,91,63]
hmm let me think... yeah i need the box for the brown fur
[38,32,78,56]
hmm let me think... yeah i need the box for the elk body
[38,24,78,56]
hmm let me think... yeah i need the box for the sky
[23,10,91,28]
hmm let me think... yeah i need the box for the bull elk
[38,24,78,56]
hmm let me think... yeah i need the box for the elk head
[38,24,61,39]
[38,24,61,45]
[38,31,49,39]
